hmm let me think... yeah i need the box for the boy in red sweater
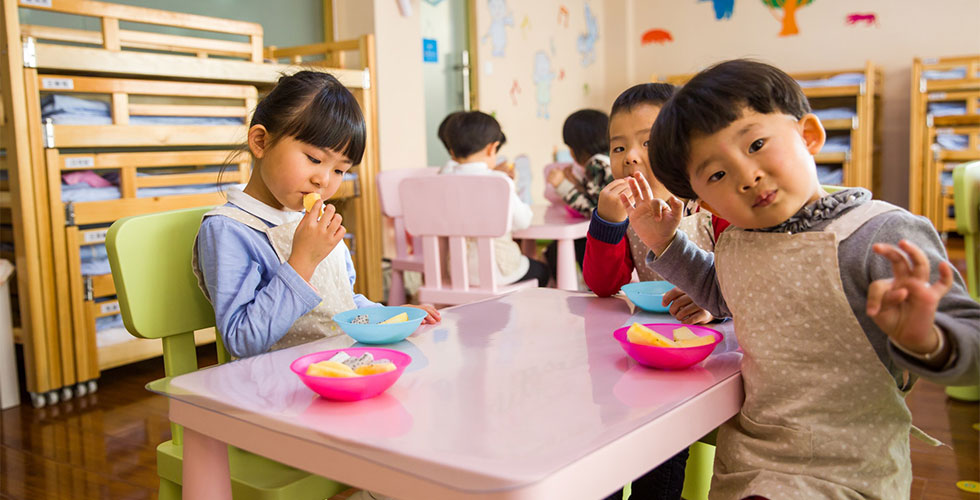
[584,83,730,324]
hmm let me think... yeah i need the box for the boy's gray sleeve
[848,211,980,386]
[646,230,731,318]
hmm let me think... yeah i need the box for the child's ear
[484,141,500,157]
[248,124,269,159]
[798,113,825,155]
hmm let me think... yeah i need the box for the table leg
[183,427,232,500]
[556,238,577,291]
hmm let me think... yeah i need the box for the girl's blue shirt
[196,189,377,358]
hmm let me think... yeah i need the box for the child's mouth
[753,190,777,208]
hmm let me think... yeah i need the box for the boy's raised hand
[597,179,632,222]
[866,239,954,355]
[619,172,683,256]
[288,199,346,282]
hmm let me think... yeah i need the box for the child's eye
[334,169,345,175]
[708,171,725,182]
[612,146,624,153]
[306,154,322,164]
[642,140,649,148]
[748,139,765,153]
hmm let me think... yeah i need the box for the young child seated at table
[627,59,980,499]
[585,83,726,325]
[438,111,550,287]
[194,71,440,361]
[547,109,613,217]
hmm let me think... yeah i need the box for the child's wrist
[651,232,677,257]
[891,325,951,367]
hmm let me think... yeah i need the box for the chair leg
[681,441,715,500]
[158,477,181,500]
[389,270,406,306]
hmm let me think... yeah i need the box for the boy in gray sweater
[621,59,979,499]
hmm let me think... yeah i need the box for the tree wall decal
[762,0,814,36]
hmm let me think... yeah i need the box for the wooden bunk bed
[654,61,882,193]
[909,55,980,231]
[1,0,382,407]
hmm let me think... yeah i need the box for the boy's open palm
[866,239,954,354]
[619,172,683,256]
[288,199,346,282]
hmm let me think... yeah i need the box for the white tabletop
[152,288,742,499]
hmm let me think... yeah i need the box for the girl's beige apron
[630,210,714,282]
[193,206,356,351]
[711,200,914,500]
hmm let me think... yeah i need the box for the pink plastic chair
[376,168,438,305]
[399,174,537,306]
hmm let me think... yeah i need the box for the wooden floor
[1,342,977,500]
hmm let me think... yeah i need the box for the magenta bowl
[612,323,723,370]
[290,348,411,401]
[563,204,587,219]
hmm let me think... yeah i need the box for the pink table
[512,205,590,291]
[150,288,743,500]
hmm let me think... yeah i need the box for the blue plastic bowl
[622,281,676,313]
[333,306,427,344]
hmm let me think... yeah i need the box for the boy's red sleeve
[583,234,634,297]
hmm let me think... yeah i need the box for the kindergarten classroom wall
[621,0,980,207]
[473,0,611,204]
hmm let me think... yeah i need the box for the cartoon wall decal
[762,0,815,37]
[641,29,673,45]
[698,0,734,20]
[482,0,514,57]
[533,51,555,119]
[559,68,566,80]
[509,80,521,105]
[558,5,570,27]
[845,12,878,27]
[520,15,530,39]
[576,3,598,66]
[550,36,557,55]
[583,82,590,95]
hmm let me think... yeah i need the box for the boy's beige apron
[711,200,913,500]
[193,206,356,351]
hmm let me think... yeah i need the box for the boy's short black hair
[649,59,811,199]
[610,83,677,118]
[443,111,506,158]
[562,109,609,159]
[437,111,464,152]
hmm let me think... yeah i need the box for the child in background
[194,71,440,362]
[437,110,464,169]
[439,111,550,287]
[548,109,613,217]
[629,59,979,499]
[585,84,723,325]
[543,109,611,275]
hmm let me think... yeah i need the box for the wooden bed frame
[1,0,382,406]
[909,55,980,228]
[654,61,882,193]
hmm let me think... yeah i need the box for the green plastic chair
[106,207,348,500]
[946,161,980,402]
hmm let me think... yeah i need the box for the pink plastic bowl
[612,323,723,370]
[290,348,412,401]
[564,205,587,219]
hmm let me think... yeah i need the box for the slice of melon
[379,312,409,324]
[626,323,677,347]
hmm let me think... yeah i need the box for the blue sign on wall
[422,38,438,63]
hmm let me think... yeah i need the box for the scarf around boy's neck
[751,188,872,234]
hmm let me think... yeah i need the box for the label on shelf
[927,92,947,100]
[100,302,120,315]
[921,57,939,65]
[65,156,95,168]
[20,0,53,8]
[41,78,73,90]
[83,229,108,244]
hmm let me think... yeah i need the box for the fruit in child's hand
[379,312,409,324]
[354,362,396,376]
[307,360,356,378]
[303,192,321,212]
[627,323,677,347]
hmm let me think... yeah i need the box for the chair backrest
[377,168,438,260]
[106,206,228,378]
[953,161,980,299]
[400,174,514,296]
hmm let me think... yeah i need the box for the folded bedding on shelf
[923,68,968,80]
[813,107,857,121]
[816,164,843,186]
[821,135,851,153]
[935,133,968,151]
[796,72,865,88]
[928,102,968,117]
[41,94,244,125]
